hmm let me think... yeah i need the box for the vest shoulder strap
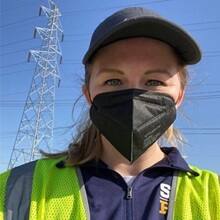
[30,158,89,220]
[172,166,220,220]
[1,160,37,220]
[1,158,90,220]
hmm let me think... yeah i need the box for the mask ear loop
[84,84,93,105]
[88,90,93,105]
[88,93,103,156]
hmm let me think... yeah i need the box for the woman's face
[84,37,185,108]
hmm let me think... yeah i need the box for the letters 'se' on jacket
[0,158,220,220]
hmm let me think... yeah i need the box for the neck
[100,135,166,176]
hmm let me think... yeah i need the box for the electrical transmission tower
[8,0,63,169]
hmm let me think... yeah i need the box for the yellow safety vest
[0,158,220,220]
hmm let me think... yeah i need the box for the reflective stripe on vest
[75,167,91,220]
[166,171,178,220]
[5,161,37,220]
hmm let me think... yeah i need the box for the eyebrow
[96,68,173,77]
[144,69,173,77]
[96,68,124,76]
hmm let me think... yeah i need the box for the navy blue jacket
[80,147,198,220]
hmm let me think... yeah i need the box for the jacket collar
[155,147,199,176]
[63,147,199,176]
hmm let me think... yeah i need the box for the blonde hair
[42,54,189,166]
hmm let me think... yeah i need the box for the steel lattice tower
[8,0,63,169]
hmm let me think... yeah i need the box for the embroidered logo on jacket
[159,183,171,215]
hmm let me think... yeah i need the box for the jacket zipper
[109,170,136,219]
[127,186,133,199]
[126,186,133,220]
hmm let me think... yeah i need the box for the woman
[1,7,219,220]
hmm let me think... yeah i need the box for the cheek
[87,86,97,102]
[164,75,183,103]
[169,90,180,103]
[87,78,105,102]
[153,83,181,104]
[88,77,119,101]
[168,84,183,104]
[87,73,99,97]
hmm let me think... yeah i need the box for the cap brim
[83,17,201,65]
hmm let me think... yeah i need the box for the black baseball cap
[83,7,201,65]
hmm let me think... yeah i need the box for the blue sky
[0,0,220,173]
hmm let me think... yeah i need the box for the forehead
[90,37,180,70]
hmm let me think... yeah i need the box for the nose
[126,78,146,90]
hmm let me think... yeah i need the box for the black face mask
[90,89,176,162]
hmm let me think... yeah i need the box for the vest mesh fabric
[173,165,220,220]
[29,158,88,220]
[1,159,220,220]
[0,170,11,220]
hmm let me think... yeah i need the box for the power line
[62,39,89,43]
[0,91,28,98]
[189,27,220,32]
[0,100,77,104]
[187,90,220,95]
[184,132,220,135]
[203,50,220,54]
[0,105,72,108]
[0,0,43,15]
[0,68,33,77]
[0,61,27,69]
[0,86,77,98]
[203,54,220,58]
[0,38,33,47]
[187,95,220,100]
[0,127,73,137]
[0,48,31,57]
[181,128,220,130]
[0,16,39,29]
[61,62,82,65]
[62,0,174,15]
[183,20,220,26]
[65,33,90,37]
[189,83,220,87]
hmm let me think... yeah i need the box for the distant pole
[8,0,64,169]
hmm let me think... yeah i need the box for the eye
[104,79,122,86]
[145,80,165,86]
